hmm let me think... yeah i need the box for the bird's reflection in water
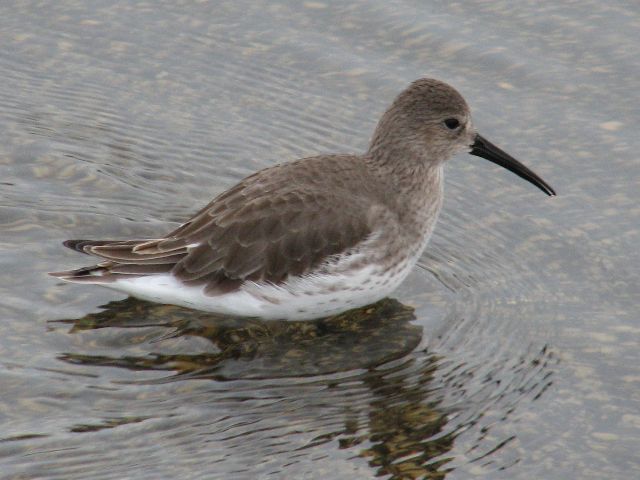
[56,297,456,479]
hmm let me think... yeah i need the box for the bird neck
[365,116,444,219]
[365,141,443,190]
[363,146,444,235]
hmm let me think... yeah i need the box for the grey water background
[1,1,638,479]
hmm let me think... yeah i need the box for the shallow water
[1,1,639,479]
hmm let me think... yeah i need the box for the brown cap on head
[397,78,470,117]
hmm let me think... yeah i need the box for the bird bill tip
[469,134,556,196]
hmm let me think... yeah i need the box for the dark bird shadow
[52,297,459,478]
[54,297,423,380]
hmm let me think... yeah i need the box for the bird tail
[49,238,182,283]
[48,264,113,283]
[48,239,122,283]
[61,239,123,254]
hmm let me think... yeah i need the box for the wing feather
[55,155,389,294]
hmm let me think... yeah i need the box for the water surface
[1,1,638,479]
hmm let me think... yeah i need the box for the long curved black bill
[469,134,555,196]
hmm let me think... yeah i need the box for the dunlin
[51,78,555,320]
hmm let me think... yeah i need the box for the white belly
[104,258,415,320]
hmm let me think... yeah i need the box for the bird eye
[444,118,460,130]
